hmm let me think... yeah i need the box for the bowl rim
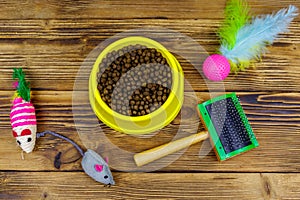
[89,36,184,133]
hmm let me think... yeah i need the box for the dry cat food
[97,45,172,116]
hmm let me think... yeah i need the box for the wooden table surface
[1,0,300,199]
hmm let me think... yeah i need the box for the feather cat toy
[202,0,298,81]
[10,68,115,186]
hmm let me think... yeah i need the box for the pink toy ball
[202,54,231,81]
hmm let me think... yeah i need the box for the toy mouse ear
[94,164,103,172]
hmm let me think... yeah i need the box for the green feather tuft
[218,0,250,50]
[13,68,31,102]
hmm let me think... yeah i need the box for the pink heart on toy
[94,164,103,172]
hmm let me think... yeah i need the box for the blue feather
[220,5,298,72]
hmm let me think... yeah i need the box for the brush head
[198,93,258,161]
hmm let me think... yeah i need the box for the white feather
[220,5,298,65]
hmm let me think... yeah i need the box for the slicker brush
[134,93,259,166]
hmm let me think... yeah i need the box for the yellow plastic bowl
[89,36,184,134]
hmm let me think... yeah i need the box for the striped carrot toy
[8,68,115,185]
[10,68,37,153]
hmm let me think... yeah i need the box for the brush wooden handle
[134,131,209,167]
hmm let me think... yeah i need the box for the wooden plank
[1,91,299,172]
[0,18,299,92]
[2,91,300,128]
[0,0,299,20]
[0,18,298,40]
[1,172,300,199]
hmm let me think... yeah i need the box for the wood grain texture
[1,0,300,199]
[1,172,300,200]
[1,92,299,172]
[0,18,299,91]
[0,0,299,20]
